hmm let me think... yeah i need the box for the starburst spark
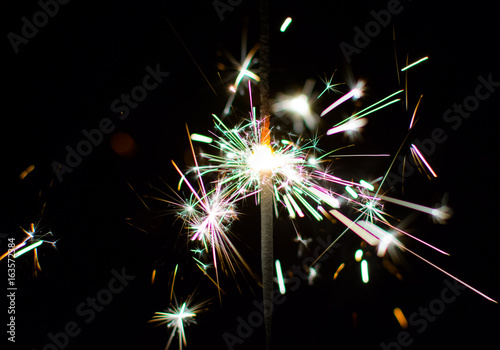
[149,295,206,350]
[172,161,254,285]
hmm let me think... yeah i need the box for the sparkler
[163,6,497,350]
[172,86,497,345]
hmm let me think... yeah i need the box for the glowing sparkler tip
[248,144,276,172]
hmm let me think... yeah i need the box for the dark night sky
[2,1,500,349]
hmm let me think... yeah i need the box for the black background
[2,0,499,349]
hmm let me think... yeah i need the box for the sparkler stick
[259,0,273,348]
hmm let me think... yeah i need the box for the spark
[354,249,363,262]
[272,79,318,132]
[317,70,343,99]
[326,118,368,136]
[377,233,394,257]
[308,266,318,285]
[393,240,497,303]
[408,94,423,130]
[359,179,375,191]
[170,264,179,301]
[401,56,429,72]
[321,82,364,117]
[378,195,451,221]
[345,186,359,199]
[13,240,43,258]
[19,164,35,180]
[223,43,260,115]
[1,222,56,275]
[293,233,312,258]
[340,89,403,123]
[275,259,286,294]
[191,133,213,144]
[393,307,409,328]
[149,295,206,350]
[353,220,496,302]
[280,17,292,32]
[333,263,345,280]
[361,259,369,283]
[410,144,438,178]
[329,209,380,246]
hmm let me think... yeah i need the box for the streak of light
[326,118,368,136]
[361,260,369,283]
[345,186,358,199]
[348,89,403,120]
[191,133,213,144]
[275,259,286,294]
[321,86,362,117]
[393,307,409,328]
[166,19,217,96]
[280,17,292,32]
[151,269,156,285]
[170,264,179,301]
[410,144,438,178]
[333,263,345,280]
[353,99,400,119]
[359,179,375,191]
[354,249,363,262]
[13,240,43,258]
[19,164,35,180]
[228,44,260,93]
[307,187,340,208]
[283,195,296,219]
[329,209,380,246]
[378,195,450,220]
[195,263,224,293]
[401,56,429,72]
[408,94,423,130]
[377,220,450,255]
[307,266,317,285]
[390,238,498,303]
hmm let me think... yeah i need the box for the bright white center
[248,145,276,172]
